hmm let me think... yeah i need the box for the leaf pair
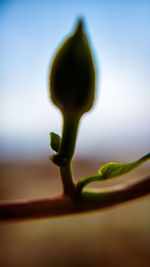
[50,133,150,193]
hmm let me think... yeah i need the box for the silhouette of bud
[50,19,96,117]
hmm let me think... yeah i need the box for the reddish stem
[0,176,150,223]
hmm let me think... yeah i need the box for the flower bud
[49,19,96,117]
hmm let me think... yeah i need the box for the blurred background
[0,0,150,266]
[1,0,150,161]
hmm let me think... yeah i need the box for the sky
[0,0,150,161]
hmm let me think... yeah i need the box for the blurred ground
[0,158,150,267]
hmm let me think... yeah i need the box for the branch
[0,176,150,223]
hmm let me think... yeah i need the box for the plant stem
[56,114,80,197]
[0,176,150,222]
[59,162,76,197]
[59,114,80,162]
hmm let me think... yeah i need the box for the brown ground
[0,158,150,267]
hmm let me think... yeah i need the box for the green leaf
[50,132,61,153]
[98,153,150,179]
[77,153,150,193]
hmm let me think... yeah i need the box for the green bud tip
[74,18,84,35]
[49,19,96,117]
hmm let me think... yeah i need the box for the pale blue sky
[0,0,150,160]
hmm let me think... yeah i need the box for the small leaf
[98,153,150,179]
[50,132,61,152]
[50,154,68,166]
[77,153,150,193]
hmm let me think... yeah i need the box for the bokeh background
[0,0,150,266]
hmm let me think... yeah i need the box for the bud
[49,19,96,117]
